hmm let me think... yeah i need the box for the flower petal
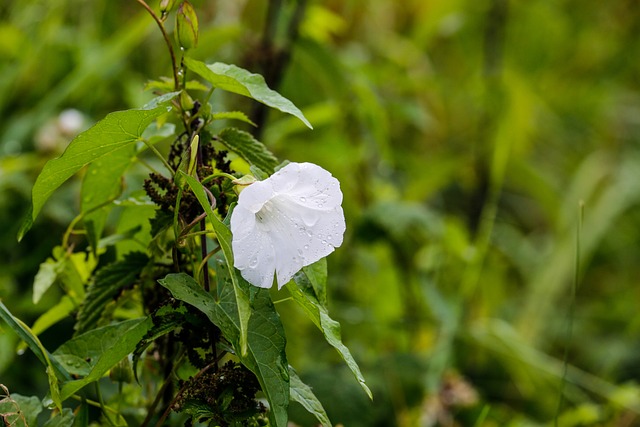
[271,162,343,211]
[230,162,346,289]
[231,205,277,289]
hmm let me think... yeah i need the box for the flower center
[255,199,275,224]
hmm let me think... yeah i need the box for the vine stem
[135,0,180,91]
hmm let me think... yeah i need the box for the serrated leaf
[55,317,152,399]
[75,252,149,334]
[218,128,278,174]
[181,172,251,356]
[288,274,372,400]
[158,272,289,427]
[212,111,257,126]
[0,301,71,382]
[18,94,177,240]
[289,366,332,427]
[184,57,312,129]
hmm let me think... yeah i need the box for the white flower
[230,162,346,289]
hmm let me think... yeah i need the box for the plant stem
[141,139,176,175]
[135,0,180,91]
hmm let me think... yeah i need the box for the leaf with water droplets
[54,317,152,399]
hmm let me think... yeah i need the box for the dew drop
[299,196,306,202]
[297,249,303,256]
[301,210,319,227]
[303,244,309,250]
[306,229,313,237]
[322,240,327,245]
[327,235,332,241]
[249,257,258,268]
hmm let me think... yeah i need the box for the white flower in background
[230,162,346,289]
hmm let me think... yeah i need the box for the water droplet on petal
[304,244,309,250]
[297,249,303,256]
[302,210,319,227]
[249,257,258,268]
[306,229,313,237]
[322,240,327,245]
[299,196,306,202]
[327,235,332,241]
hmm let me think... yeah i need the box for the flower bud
[175,1,199,50]
[160,0,176,13]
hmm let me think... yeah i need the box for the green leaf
[47,364,63,412]
[302,258,328,307]
[33,257,64,304]
[212,111,257,126]
[0,301,71,382]
[74,252,149,334]
[181,171,251,355]
[0,394,43,427]
[218,128,278,174]
[54,317,152,400]
[43,408,75,427]
[81,144,136,253]
[184,57,312,128]
[158,272,289,427]
[289,273,372,400]
[18,94,177,240]
[289,366,332,427]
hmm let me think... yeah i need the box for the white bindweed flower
[230,162,346,289]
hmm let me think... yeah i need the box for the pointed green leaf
[184,57,312,128]
[33,257,64,304]
[289,273,372,400]
[19,94,177,240]
[180,171,251,355]
[81,144,136,252]
[55,317,152,399]
[289,366,332,427]
[218,128,278,174]
[0,301,71,382]
[158,272,289,427]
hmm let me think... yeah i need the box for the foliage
[2,0,640,426]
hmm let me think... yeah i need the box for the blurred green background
[2,0,640,425]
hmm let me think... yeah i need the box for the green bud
[175,1,198,50]
[160,0,176,14]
